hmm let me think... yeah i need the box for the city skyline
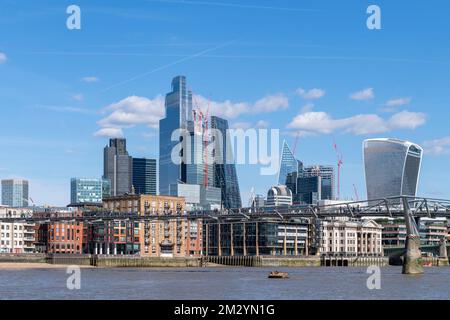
[1,1,450,206]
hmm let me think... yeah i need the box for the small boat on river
[268,271,289,279]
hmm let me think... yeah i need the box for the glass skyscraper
[132,158,157,195]
[159,76,193,195]
[363,138,423,200]
[278,140,302,185]
[103,138,133,196]
[70,178,103,204]
[1,179,29,207]
[302,165,335,201]
[211,116,242,209]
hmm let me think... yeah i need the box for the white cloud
[82,76,99,83]
[96,92,286,137]
[98,95,165,130]
[195,93,288,119]
[386,97,411,107]
[252,94,289,113]
[0,52,7,64]
[387,110,426,130]
[350,88,374,101]
[296,88,325,99]
[195,95,249,119]
[380,97,412,112]
[94,127,124,138]
[72,93,84,101]
[287,110,426,136]
[230,120,269,130]
[423,137,450,155]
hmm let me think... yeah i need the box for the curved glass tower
[363,138,423,201]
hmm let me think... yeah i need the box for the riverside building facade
[318,218,383,257]
[203,218,311,256]
[101,194,202,257]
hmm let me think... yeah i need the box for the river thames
[1,266,449,300]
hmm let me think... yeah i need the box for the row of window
[1,225,24,230]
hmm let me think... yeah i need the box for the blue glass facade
[159,76,193,195]
[1,179,28,207]
[211,116,242,209]
[278,140,302,185]
[132,158,157,195]
[70,178,103,204]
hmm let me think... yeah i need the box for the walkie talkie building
[363,138,423,201]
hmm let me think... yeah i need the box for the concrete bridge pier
[402,197,424,275]
[402,235,423,274]
[439,238,449,266]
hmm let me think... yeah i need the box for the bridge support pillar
[402,197,423,275]
[439,238,449,266]
[402,235,423,274]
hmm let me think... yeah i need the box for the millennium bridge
[2,195,450,274]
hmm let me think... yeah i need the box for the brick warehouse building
[33,210,84,254]
[46,221,84,254]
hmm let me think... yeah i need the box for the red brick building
[47,221,84,254]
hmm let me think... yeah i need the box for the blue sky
[1,0,450,206]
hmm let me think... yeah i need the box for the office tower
[185,127,214,187]
[296,176,322,204]
[70,178,103,204]
[278,140,303,185]
[302,165,335,200]
[1,179,29,207]
[363,138,423,200]
[103,138,133,196]
[211,116,242,209]
[159,76,193,195]
[132,158,157,195]
[159,76,221,210]
[266,185,293,207]
[102,178,111,198]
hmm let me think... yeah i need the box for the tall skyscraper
[302,165,335,201]
[70,178,103,204]
[185,127,214,187]
[159,75,193,195]
[103,138,133,196]
[278,140,303,185]
[1,179,29,207]
[132,158,157,195]
[296,175,321,204]
[286,164,334,205]
[211,116,242,209]
[363,138,423,200]
[159,76,221,210]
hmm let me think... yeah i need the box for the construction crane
[192,92,211,188]
[353,184,359,201]
[248,187,256,207]
[202,100,210,188]
[333,139,343,200]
